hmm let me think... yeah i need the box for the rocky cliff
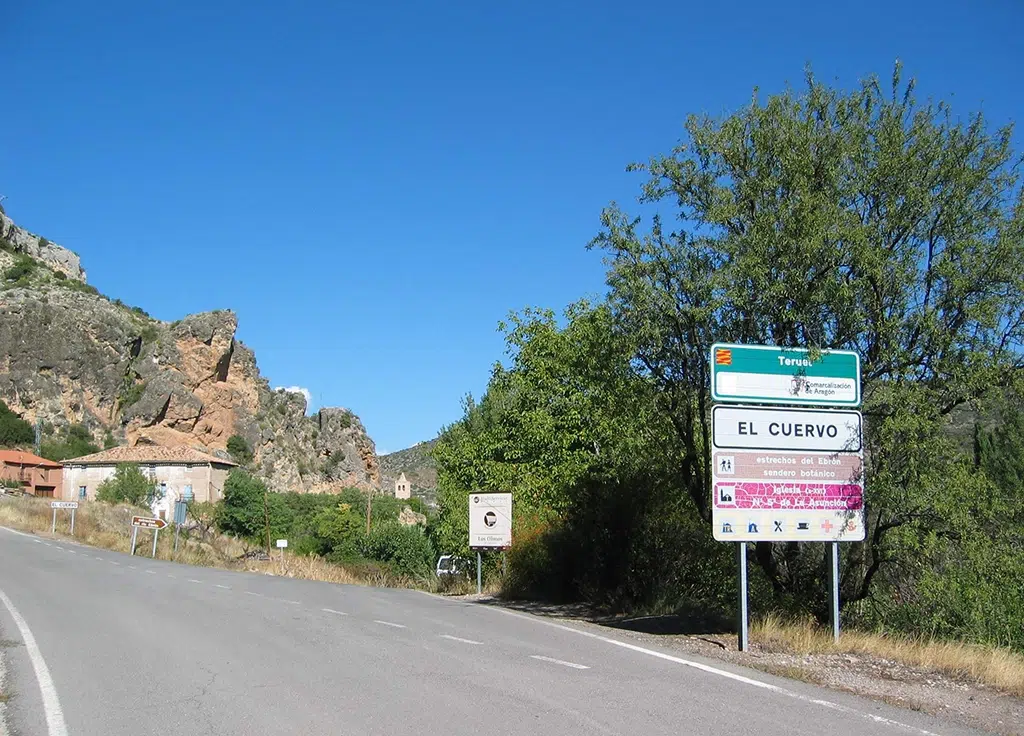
[0,209,378,492]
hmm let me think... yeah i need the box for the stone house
[0,450,63,497]
[61,445,236,519]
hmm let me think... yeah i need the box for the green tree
[360,522,435,577]
[39,423,100,461]
[217,470,292,544]
[590,65,1024,617]
[313,502,363,557]
[0,400,34,447]
[226,435,253,465]
[95,464,160,507]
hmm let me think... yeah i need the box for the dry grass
[0,495,432,591]
[752,614,1024,697]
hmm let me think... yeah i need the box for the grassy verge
[752,614,1024,698]
[0,496,433,591]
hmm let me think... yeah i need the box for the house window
[79,486,87,499]
[159,482,167,499]
[183,485,194,501]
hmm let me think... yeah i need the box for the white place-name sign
[713,406,862,453]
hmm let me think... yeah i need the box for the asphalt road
[0,526,983,736]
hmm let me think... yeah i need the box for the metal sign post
[829,542,840,642]
[130,526,139,556]
[51,506,57,534]
[737,543,749,651]
[476,552,482,595]
[152,528,159,558]
[70,507,76,536]
[276,539,288,568]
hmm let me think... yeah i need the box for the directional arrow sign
[132,516,167,530]
[711,343,860,407]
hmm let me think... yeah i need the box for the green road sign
[710,343,861,407]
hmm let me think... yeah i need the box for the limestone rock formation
[0,209,378,493]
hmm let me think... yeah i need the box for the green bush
[3,254,36,283]
[139,324,159,344]
[120,381,146,409]
[96,464,160,507]
[52,270,66,281]
[39,423,100,461]
[226,435,253,464]
[0,400,34,447]
[360,522,435,577]
[217,470,292,542]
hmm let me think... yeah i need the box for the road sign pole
[476,551,482,595]
[737,543,749,652]
[51,507,56,534]
[152,528,159,558]
[174,524,180,554]
[829,542,840,643]
[130,525,138,556]
[70,508,75,536]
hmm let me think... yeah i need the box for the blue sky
[2,1,1022,454]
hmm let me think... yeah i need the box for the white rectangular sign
[276,539,288,548]
[51,501,79,509]
[469,493,512,549]
[712,405,862,453]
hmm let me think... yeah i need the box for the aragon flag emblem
[714,348,732,366]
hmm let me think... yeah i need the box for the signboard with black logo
[468,493,512,549]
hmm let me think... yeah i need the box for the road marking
[67,550,76,555]
[0,587,69,736]
[440,634,482,645]
[373,620,406,629]
[109,561,120,566]
[43,543,51,547]
[214,584,231,590]
[489,606,941,736]
[245,591,263,597]
[166,574,176,578]
[280,600,301,605]
[145,570,156,575]
[322,608,347,616]
[187,579,203,584]
[531,655,589,670]
[94,556,104,560]
[128,565,137,569]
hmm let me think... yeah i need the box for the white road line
[531,655,589,670]
[373,620,406,629]
[43,543,51,547]
[0,587,69,736]
[166,574,176,578]
[489,607,941,736]
[109,561,120,566]
[94,556,104,560]
[321,608,347,616]
[128,565,137,569]
[187,579,203,584]
[214,584,231,590]
[244,591,263,597]
[145,570,156,575]
[439,634,482,645]
[67,550,76,555]
[279,600,301,605]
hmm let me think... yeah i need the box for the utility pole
[365,486,373,535]
[263,487,271,555]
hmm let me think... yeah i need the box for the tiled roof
[63,445,237,467]
[0,450,62,468]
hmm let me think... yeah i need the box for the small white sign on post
[276,539,288,548]
[468,493,512,550]
[50,501,79,536]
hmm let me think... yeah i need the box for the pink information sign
[714,481,863,511]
